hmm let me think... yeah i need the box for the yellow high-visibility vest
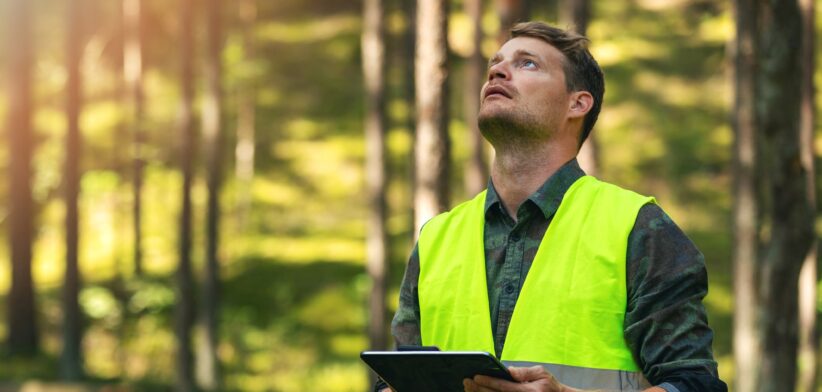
[418,176,655,390]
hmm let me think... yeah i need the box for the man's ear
[568,91,593,119]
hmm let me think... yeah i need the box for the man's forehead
[493,36,559,61]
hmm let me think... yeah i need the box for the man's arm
[624,204,727,392]
[374,244,423,392]
[391,244,423,346]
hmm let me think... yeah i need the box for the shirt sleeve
[390,243,423,346]
[624,204,728,392]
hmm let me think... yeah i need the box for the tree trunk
[414,0,450,235]
[464,0,488,196]
[756,0,814,391]
[495,0,528,45]
[6,0,39,356]
[235,0,256,231]
[559,0,597,176]
[401,0,417,242]
[198,0,223,388]
[61,0,84,380]
[123,0,144,277]
[797,1,817,391]
[362,0,389,386]
[731,1,760,390]
[175,0,196,389]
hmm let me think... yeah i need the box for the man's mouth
[483,85,512,100]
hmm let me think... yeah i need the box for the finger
[508,365,551,382]
[474,375,521,391]
[465,378,500,392]
[464,378,478,392]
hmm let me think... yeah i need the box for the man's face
[478,36,572,144]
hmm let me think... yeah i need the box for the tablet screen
[361,351,514,392]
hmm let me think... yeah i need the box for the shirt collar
[484,158,586,220]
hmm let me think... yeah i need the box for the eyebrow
[487,49,542,68]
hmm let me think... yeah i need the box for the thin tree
[797,0,817,389]
[61,0,84,379]
[362,0,389,386]
[464,0,488,195]
[401,0,417,241]
[6,0,39,357]
[756,0,813,390]
[414,0,450,235]
[731,0,760,390]
[495,0,528,45]
[175,0,196,389]
[198,0,223,388]
[559,0,597,175]
[733,0,815,390]
[235,0,256,231]
[123,0,145,276]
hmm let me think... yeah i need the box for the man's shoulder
[423,191,487,227]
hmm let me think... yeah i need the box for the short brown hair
[510,22,604,147]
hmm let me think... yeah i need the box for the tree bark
[756,0,814,391]
[61,0,84,380]
[495,0,528,45]
[123,0,144,276]
[731,1,760,390]
[559,0,598,176]
[414,0,450,235]
[464,0,489,196]
[198,0,223,388]
[6,0,39,357]
[175,0,196,389]
[235,0,256,231]
[362,0,389,386]
[401,0,417,242]
[797,0,817,390]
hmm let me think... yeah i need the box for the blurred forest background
[1,0,821,390]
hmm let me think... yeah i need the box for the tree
[559,0,597,176]
[756,0,813,390]
[235,0,257,230]
[6,0,39,357]
[731,0,759,390]
[414,0,450,235]
[797,0,817,389]
[362,0,389,385]
[61,0,84,379]
[401,0,417,241]
[123,0,145,276]
[495,0,528,45]
[198,0,223,388]
[175,0,196,389]
[733,0,814,391]
[463,0,488,196]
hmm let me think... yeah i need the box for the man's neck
[491,144,576,221]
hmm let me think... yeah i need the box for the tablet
[361,350,514,391]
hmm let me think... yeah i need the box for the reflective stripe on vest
[418,176,655,387]
[503,361,651,391]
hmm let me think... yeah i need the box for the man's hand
[463,365,577,392]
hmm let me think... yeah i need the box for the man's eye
[521,59,537,69]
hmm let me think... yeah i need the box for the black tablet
[361,350,514,392]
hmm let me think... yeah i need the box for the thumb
[508,365,549,382]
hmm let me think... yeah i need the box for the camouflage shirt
[389,159,727,391]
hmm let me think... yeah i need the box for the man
[378,21,727,392]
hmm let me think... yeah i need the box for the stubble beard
[477,103,547,156]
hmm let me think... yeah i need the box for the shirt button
[505,284,516,294]
[509,232,521,242]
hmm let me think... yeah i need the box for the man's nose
[488,61,510,81]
